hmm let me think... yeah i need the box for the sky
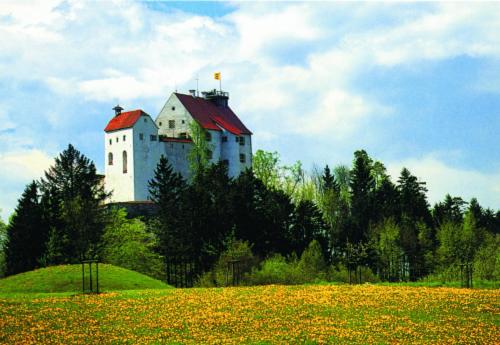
[0,1,499,219]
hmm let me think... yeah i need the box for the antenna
[196,75,199,97]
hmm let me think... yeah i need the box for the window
[181,120,185,124]
[171,106,176,111]
[108,152,113,165]
[159,122,162,126]
[235,137,239,143]
[222,159,229,167]
[150,135,157,141]
[205,131,212,141]
[123,135,126,142]
[239,136,245,146]
[116,137,119,143]
[240,153,246,163]
[179,132,187,139]
[109,139,112,145]
[222,136,228,142]
[144,118,147,123]
[169,120,175,129]
[139,133,144,140]
[122,151,127,173]
[206,149,213,160]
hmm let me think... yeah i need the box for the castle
[104,90,253,203]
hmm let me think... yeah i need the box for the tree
[0,211,7,277]
[290,199,327,259]
[372,218,404,281]
[349,150,375,243]
[252,150,280,190]
[187,120,213,178]
[4,182,46,275]
[432,194,467,227]
[101,208,163,279]
[40,144,109,263]
[148,155,188,259]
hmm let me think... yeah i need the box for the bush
[474,234,499,281]
[328,264,380,284]
[100,209,164,280]
[298,240,327,282]
[196,240,257,287]
[246,254,304,285]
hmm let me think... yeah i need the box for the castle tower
[104,106,161,202]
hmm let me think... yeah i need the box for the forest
[0,141,498,287]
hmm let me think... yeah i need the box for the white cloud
[387,155,500,209]
[0,149,54,219]
[0,149,53,182]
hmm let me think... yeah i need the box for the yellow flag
[214,72,221,80]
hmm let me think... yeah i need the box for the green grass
[0,285,498,344]
[0,264,170,294]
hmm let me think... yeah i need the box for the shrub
[298,240,327,282]
[246,254,303,285]
[196,240,257,287]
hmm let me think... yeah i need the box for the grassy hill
[0,264,170,293]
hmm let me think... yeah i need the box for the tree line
[0,142,498,285]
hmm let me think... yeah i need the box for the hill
[0,264,170,293]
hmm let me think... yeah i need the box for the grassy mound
[0,264,170,293]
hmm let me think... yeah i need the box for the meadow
[0,284,498,344]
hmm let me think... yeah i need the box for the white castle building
[104,90,252,203]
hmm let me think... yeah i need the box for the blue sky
[0,1,499,219]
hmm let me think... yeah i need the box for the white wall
[163,141,192,179]
[156,94,191,137]
[133,115,161,201]
[104,128,134,202]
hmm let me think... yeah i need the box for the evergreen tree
[432,194,467,227]
[396,168,432,280]
[290,199,328,259]
[40,144,109,263]
[148,155,188,259]
[349,150,375,243]
[0,212,6,277]
[322,165,339,193]
[5,182,46,275]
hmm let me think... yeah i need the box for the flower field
[0,285,498,344]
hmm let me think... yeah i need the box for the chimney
[189,89,196,97]
[113,105,124,116]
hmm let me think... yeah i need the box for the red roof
[175,93,252,135]
[104,110,146,132]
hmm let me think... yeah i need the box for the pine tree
[349,150,375,243]
[148,155,188,259]
[5,182,46,275]
[40,144,109,263]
